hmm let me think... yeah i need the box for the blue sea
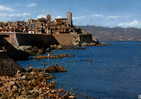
[17,41,141,99]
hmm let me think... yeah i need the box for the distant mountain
[79,26,141,41]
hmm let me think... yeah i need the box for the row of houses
[0,12,88,35]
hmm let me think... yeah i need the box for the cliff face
[80,26,141,41]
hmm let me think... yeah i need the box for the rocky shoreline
[0,68,76,99]
[0,51,77,99]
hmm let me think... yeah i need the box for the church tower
[67,11,73,26]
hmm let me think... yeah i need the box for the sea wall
[53,33,94,47]
[53,33,75,46]
[5,33,59,48]
[2,32,97,51]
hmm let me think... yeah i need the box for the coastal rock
[34,54,72,59]
[0,70,76,99]
[0,58,25,76]
[45,65,67,73]
[23,46,46,56]
[69,96,76,99]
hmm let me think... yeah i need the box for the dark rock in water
[45,65,67,73]
[24,46,46,56]
[0,57,25,76]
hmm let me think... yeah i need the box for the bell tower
[67,11,73,26]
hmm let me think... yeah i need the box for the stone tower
[67,11,72,26]
[46,14,51,23]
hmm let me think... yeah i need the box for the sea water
[17,41,141,99]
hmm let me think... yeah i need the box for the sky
[0,0,141,28]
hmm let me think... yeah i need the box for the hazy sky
[0,0,141,28]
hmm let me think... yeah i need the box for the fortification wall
[16,34,59,48]
[53,33,76,46]
[79,34,93,43]
[53,33,94,46]
[5,33,59,48]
